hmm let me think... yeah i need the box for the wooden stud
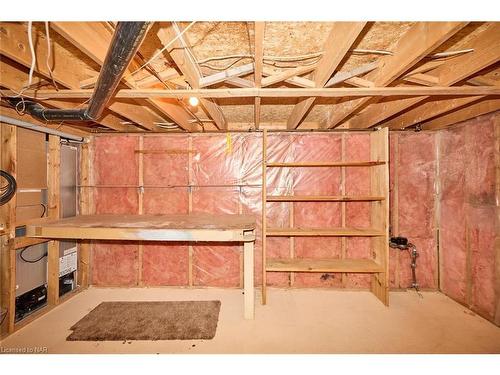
[47,135,61,306]
[493,115,500,326]
[188,136,194,287]
[138,135,144,286]
[369,128,390,305]
[77,141,91,289]
[341,133,347,287]
[261,129,267,304]
[0,124,17,335]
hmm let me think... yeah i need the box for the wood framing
[0,22,132,132]
[323,22,468,129]
[0,124,17,335]
[348,22,500,129]
[421,98,500,130]
[158,22,227,130]
[50,22,197,132]
[287,22,367,129]
[254,22,264,129]
[8,86,498,99]
[261,128,390,306]
[47,135,60,306]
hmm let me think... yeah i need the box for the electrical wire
[44,21,59,90]
[126,21,197,78]
[0,170,17,206]
[26,21,36,93]
[19,245,48,264]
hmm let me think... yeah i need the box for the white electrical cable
[127,21,197,78]
[44,21,58,89]
[26,21,36,90]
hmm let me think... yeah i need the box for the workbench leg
[243,241,255,320]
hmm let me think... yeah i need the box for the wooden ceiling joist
[322,22,468,129]
[421,97,500,130]
[199,63,254,88]
[348,22,500,130]
[11,85,498,100]
[287,22,367,130]
[0,22,128,131]
[158,22,227,130]
[50,22,197,132]
[0,59,127,131]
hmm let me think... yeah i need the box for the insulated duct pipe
[0,115,84,142]
[6,22,150,122]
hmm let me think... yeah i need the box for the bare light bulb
[188,96,199,107]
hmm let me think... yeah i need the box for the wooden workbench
[26,213,257,319]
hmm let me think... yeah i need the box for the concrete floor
[1,287,499,354]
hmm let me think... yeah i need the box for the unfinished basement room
[1,2,500,367]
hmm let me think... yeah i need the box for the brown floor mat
[67,301,221,341]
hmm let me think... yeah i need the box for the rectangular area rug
[67,301,221,341]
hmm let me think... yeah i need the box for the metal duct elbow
[6,21,150,123]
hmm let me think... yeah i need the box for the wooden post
[77,140,91,289]
[47,135,61,306]
[261,130,267,304]
[0,124,17,334]
[370,128,390,305]
[244,239,255,319]
[494,116,500,326]
[138,135,144,287]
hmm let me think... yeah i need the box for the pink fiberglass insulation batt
[439,113,497,320]
[88,115,497,312]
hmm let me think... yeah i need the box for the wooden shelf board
[266,227,385,237]
[266,195,385,202]
[266,161,385,167]
[266,258,384,273]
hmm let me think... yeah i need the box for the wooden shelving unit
[261,128,389,306]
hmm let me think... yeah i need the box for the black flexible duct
[7,21,150,122]
[0,170,17,205]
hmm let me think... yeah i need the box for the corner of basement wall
[437,110,500,327]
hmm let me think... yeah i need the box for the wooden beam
[421,98,500,130]
[261,64,318,87]
[199,63,254,88]
[0,22,146,132]
[348,22,499,129]
[254,22,264,129]
[51,22,197,132]
[323,22,468,128]
[158,22,227,130]
[325,61,379,87]
[47,135,60,306]
[262,66,316,87]
[287,22,367,129]
[0,124,17,335]
[0,59,124,132]
[8,85,499,99]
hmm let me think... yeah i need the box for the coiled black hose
[0,170,17,206]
